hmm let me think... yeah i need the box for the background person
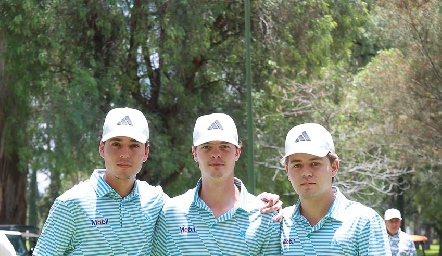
[280,123,391,255]
[384,208,417,256]
[153,113,281,255]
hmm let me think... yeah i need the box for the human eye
[220,144,230,149]
[201,145,210,150]
[110,142,121,147]
[291,163,301,169]
[131,143,141,148]
[311,161,322,167]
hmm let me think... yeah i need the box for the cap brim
[102,131,147,143]
[280,148,330,165]
[193,133,238,147]
[385,216,402,220]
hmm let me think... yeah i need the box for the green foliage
[354,2,442,250]
[3,0,413,228]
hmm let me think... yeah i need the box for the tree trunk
[28,168,39,227]
[437,228,442,256]
[425,224,433,250]
[413,213,420,234]
[0,152,28,224]
[0,29,28,225]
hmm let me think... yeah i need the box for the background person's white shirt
[0,233,15,256]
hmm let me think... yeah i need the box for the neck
[299,191,335,226]
[103,173,135,198]
[199,177,240,218]
[387,230,398,236]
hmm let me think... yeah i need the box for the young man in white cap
[152,113,281,255]
[33,107,167,255]
[280,123,391,255]
[384,208,417,256]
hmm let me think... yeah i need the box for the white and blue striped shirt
[152,178,281,255]
[388,229,417,256]
[281,187,391,255]
[33,169,167,256]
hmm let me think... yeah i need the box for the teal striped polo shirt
[281,186,391,255]
[152,178,281,255]
[33,169,167,256]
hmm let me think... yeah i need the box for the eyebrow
[201,141,230,145]
[289,157,323,163]
[107,138,139,143]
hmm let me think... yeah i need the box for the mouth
[300,182,315,186]
[209,162,224,167]
[117,162,132,168]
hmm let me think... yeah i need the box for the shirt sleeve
[405,233,417,256]
[152,209,168,255]
[33,199,76,255]
[359,213,392,256]
[261,216,281,255]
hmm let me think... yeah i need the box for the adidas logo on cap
[117,116,133,126]
[208,120,223,130]
[295,131,311,142]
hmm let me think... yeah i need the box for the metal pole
[245,0,255,194]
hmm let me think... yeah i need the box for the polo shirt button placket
[120,201,123,227]
[306,227,311,239]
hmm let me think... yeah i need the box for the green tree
[1,0,376,226]
[0,0,48,224]
[355,0,442,253]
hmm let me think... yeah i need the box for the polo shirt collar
[291,186,347,221]
[90,169,140,199]
[192,177,250,212]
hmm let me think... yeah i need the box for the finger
[260,203,270,213]
[272,208,284,222]
[274,200,283,210]
[260,201,274,213]
[260,199,283,214]
[258,192,270,201]
[267,198,275,206]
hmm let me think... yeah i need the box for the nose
[301,167,313,177]
[120,146,130,159]
[211,148,221,158]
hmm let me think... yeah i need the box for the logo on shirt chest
[283,238,296,244]
[90,218,109,226]
[179,226,196,233]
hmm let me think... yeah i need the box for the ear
[143,145,150,162]
[99,141,105,158]
[235,147,242,161]
[192,147,198,162]
[331,159,339,177]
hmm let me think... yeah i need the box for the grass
[417,243,440,256]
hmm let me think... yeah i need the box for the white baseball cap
[193,113,239,147]
[101,107,149,143]
[384,208,402,220]
[281,123,335,164]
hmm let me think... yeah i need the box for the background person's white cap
[193,113,239,147]
[384,208,402,220]
[281,123,335,164]
[101,107,149,143]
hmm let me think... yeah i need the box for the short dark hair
[327,152,339,182]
